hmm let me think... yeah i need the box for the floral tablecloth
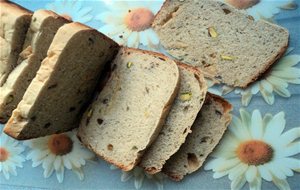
[1,0,299,190]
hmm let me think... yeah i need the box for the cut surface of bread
[152,0,289,87]
[0,10,69,123]
[162,93,232,181]
[139,63,207,174]
[78,48,180,171]
[4,22,120,140]
[0,0,32,85]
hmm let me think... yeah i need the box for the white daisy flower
[24,130,95,183]
[0,130,25,180]
[96,1,163,49]
[46,0,93,23]
[110,165,164,190]
[222,48,300,106]
[205,109,300,190]
[220,0,297,20]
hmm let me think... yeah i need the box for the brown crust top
[0,0,32,15]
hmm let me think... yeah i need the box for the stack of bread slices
[0,0,288,181]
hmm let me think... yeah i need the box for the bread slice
[162,93,232,181]
[77,48,180,171]
[4,22,120,140]
[152,0,289,87]
[139,63,207,174]
[0,0,32,86]
[0,10,69,123]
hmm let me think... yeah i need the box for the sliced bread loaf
[0,10,69,123]
[4,22,120,140]
[0,0,32,85]
[152,0,289,87]
[162,93,232,181]
[77,48,180,171]
[139,63,207,174]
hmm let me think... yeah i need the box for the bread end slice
[4,22,119,140]
[152,0,289,88]
[162,93,232,181]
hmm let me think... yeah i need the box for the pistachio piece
[144,111,150,118]
[127,62,133,68]
[208,27,218,38]
[221,55,235,61]
[180,92,192,101]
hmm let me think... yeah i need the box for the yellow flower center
[60,14,72,21]
[226,0,260,9]
[0,147,9,162]
[48,134,73,156]
[236,140,273,165]
[124,8,155,31]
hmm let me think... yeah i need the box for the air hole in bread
[215,110,222,117]
[187,153,199,171]
[69,107,76,112]
[131,146,138,150]
[112,64,117,71]
[183,128,187,134]
[183,105,190,111]
[145,87,150,94]
[102,99,109,104]
[222,8,231,15]
[158,57,166,61]
[126,106,130,111]
[48,83,57,90]
[44,122,51,129]
[107,144,113,151]
[30,116,36,121]
[200,136,210,143]
[160,6,180,26]
[97,118,103,125]
[88,37,94,44]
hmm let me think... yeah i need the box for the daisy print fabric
[24,130,95,183]
[0,128,25,180]
[46,0,93,23]
[221,48,300,106]
[205,109,300,190]
[96,1,163,49]
[219,0,298,21]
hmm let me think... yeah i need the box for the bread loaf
[4,22,119,139]
[0,10,69,123]
[0,0,32,85]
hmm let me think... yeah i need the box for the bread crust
[0,1,32,16]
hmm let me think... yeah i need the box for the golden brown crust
[0,0,32,15]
